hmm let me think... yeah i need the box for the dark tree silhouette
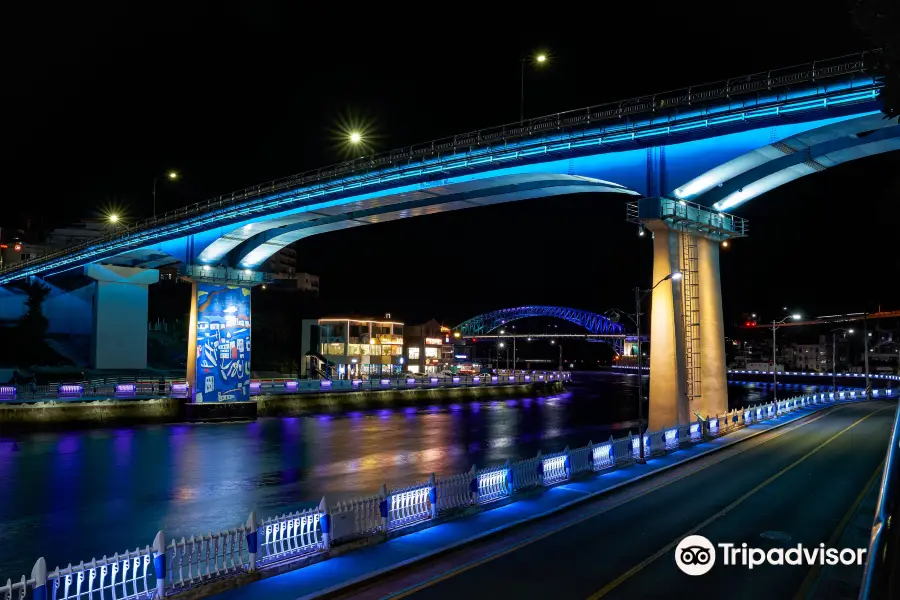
[15,279,51,365]
[853,0,899,118]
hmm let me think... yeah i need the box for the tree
[15,279,51,365]
[853,0,900,118]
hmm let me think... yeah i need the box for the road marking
[379,406,849,599]
[792,458,885,600]
[585,406,891,600]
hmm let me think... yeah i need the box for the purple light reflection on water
[0,373,793,578]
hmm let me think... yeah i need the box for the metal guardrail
[0,377,190,402]
[859,401,900,599]
[1,387,883,599]
[0,51,881,282]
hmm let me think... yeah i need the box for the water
[0,373,840,576]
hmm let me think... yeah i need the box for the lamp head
[668,272,683,281]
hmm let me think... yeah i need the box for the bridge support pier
[85,264,159,370]
[631,197,748,430]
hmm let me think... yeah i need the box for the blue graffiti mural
[194,283,251,402]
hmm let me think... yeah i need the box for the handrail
[0,51,881,280]
[858,401,900,599]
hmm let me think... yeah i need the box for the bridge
[453,306,626,337]
[1,51,897,429]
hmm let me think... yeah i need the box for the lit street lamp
[153,171,179,218]
[349,131,362,145]
[771,312,802,401]
[520,52,549,123]
[632,271,682,464]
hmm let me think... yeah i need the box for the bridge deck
[213,399,895,600]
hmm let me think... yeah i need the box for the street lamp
[632,271,681,464]
[153,170,179,218]
[550,339,562,371]
[349,131,362,145]
[520,52,549,123]
[830,327,854,391]
[771,312,802,400]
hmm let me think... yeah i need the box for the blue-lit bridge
[0,51,897,427]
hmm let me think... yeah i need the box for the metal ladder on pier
[681,226,702,399]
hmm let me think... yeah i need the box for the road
[326,401,895,600]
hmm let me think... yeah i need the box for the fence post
[586,440,593,470]
[379,484,389,534]
[505,459,513,494]
[319,497,331,550]
[153,530,166,599]
[428,473,438,519]
[468,465,478,505]
[31,557,47,600]
[536,450,543,485]
[246,512,258,571]
[563,446,571,479]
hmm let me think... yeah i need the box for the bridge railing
[2,387,888,599]
[0,51,881,282]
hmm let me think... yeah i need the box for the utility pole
[864,313,871,398]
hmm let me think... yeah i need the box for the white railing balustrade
[542,449,569,485]
[476,464,509,504]
[510,452,543,491]
[330,493,384,543]
[568,443,593,476]
[592,439,615,471]
[4,388,888,599]
[258,502,324,565]
[387,482,432,529]
[434,468,476,512]
[166,525,248,591]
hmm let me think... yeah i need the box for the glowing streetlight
[521,51,550,123]
[153,170,180,218]
[349,131,362,144]
[167,171,178,180]
[108,214,119,224]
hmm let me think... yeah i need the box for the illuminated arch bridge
[454,306,627,337]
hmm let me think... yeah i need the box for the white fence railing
[4,387,892,599]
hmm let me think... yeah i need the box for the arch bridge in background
[453,305,627,337]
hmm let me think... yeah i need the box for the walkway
[216,399,894,600]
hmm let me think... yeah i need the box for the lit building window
[425,347,439,358]
[408,365,420,373]
[408,347,420,360]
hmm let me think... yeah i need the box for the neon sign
[425,337,443,345]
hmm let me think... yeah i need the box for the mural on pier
[194,283,252,402]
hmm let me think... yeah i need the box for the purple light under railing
[352,379,362,386]
[115,384,136,395]
[381,379,390,386]
[430,377,439,385]
[452,376,460,384]
[250,381,261,392]
[320,380,332,388]
[285,381,299,391]
[0,386,16,400]
[508,376,515,382]
[549,375,554,380]
[473,376,480,384]
[171,383,189,397]
[491,376,499,383]
[59,384,83,396]
[524,375,531,382]
[407,378,415,384]
[538,375,545,381]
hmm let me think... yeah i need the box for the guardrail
[611,365,900,381]
[0,51,880,285]
[2,387,886,599]
[859,399,900,599]
[0,377,190,402]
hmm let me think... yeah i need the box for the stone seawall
[0,382,564,432]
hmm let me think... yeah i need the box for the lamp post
[152,171,179,218]
[771,313,802,401]
[520,53,548,123]
[550,340,562,371]
[830,327,854,391]
[863,313,871,398]
[631,271,682,464]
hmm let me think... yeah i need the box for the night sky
[3,3,899,329]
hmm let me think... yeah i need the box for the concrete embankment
[0,382,564,432]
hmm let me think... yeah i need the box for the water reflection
[0,373,865,575]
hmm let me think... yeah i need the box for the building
[300,316,403,379]
[44,219,112,248]
[404,319,445,374]
[784,336,827,372]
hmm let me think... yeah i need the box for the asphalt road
[330,401,896,600]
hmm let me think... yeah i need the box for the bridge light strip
[0,85,881,284]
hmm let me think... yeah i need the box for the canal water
[0,373,847,576]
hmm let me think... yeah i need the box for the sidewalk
[214,402,858,600]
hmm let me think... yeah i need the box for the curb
[298,401,860,600]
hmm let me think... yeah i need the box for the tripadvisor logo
[674,535,867,576]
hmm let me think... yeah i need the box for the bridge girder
[454,306,626,337]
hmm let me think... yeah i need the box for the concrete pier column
[696,236,728,420]
[84,264,159,369]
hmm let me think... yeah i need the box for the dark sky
[2,2,898,329]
